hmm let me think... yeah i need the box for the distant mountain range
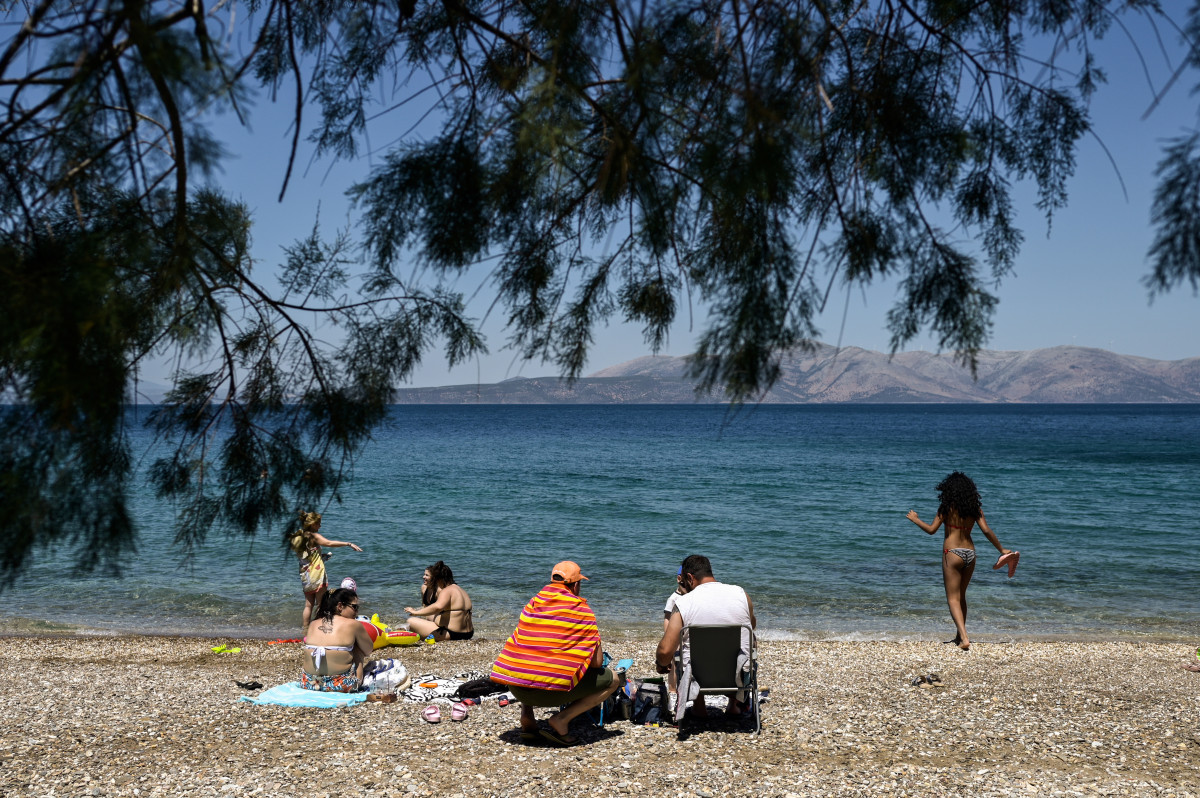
[390,344,1200,404]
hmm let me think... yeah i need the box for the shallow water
[5,404,1198,642]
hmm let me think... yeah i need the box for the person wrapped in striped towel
[490,561,621,747]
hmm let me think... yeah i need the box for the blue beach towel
[238,682,369,708]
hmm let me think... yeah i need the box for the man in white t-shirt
[655,554,756,720]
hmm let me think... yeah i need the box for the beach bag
[362,659,410,693]
[584,691,623,726]
[610,679,635,721]
[631,678,667,725]
[579,655,634,726]
[455,677,504,700]
[583,675,636,726]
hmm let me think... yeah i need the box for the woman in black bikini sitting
[907,471,1014,651]
[405,561,474,641]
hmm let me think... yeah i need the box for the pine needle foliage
[0,0,1196,576]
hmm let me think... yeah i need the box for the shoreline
[0,613,1195,646]
[5,634,1199,797]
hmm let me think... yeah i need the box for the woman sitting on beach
[907,471,1017,651]
[404,561,474,641]
[289,511,363,631]
[300,587,374,692]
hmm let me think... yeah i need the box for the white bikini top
[303,640,354,670]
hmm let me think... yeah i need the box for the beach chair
[680,623,760,733]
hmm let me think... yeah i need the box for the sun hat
[551,561,588,582]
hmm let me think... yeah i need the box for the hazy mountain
[4,379,174,405]
[127,380,173,404]
[392,344,1200,403]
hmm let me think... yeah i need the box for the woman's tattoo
[318,619,333,633]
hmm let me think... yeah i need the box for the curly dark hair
[936,471,982,523]
[422,561,455,606]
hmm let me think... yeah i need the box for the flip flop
[421,705,441,723]
[993,550,1020,578]
[1182,663,1200,672]
[538,726,579,748]
[519,730,541,744]
[367,693,397,703]
[450,702,469,721]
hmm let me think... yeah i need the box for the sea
[3,404,1198,643]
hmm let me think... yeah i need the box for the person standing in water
[907,471,1016,651]
[289,511,363,632]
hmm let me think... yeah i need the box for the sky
[171,13,1200,390]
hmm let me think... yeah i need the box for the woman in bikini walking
[907,471,1016,651]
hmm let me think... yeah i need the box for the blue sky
[178,18,1199,389]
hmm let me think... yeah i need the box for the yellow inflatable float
[359,614,421,649]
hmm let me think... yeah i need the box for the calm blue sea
[3,404,1198,642]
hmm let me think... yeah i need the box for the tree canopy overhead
[2,0,1198,577]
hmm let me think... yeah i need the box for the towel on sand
[238,682,369,708]
[401,671,489,703]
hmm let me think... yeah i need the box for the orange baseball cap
[551,561,588,582]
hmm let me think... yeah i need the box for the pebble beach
[4,633,1199,797]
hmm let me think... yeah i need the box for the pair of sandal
[519,724,579,747]
[422,702,469,723]
[910,673,944,687]
[993,550,1020,578]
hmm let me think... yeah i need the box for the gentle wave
[4,404,1198,642]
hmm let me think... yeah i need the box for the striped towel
[490,583,601,691]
